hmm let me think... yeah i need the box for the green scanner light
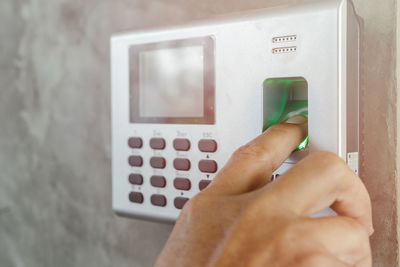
[263,77,309,151]
[297,135,309,151]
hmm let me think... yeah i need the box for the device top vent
[272,35,297,43]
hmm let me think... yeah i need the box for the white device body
[111,0,360,222]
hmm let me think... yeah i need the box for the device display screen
[130,37,215,124]
[139,46,204,118]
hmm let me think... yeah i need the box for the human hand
[155,119,373,267]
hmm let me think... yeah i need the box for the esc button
[198,139,218,152]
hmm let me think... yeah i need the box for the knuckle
[310,151,348,173]
[268,122,293,135]
[341,219,372,261]
[312,151,344,165]
[344,218,371,245]
[308,151,361,190]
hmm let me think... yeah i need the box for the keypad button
[129,192,144,203]
[151,194,167,207]
[150,157,166,169]
[199,180,212,191]
[198,139,218,152]
[174,197,190,209]
[150,176,166,188]
[128,156,143,167]
[128,137,143,149]
[173,158,191,171]
[173,139,191,151]
[129,174,143,185]
[174,178,191,191]
[150,138,166,150]
[198,160,218,173]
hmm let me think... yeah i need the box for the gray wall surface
[0,0,397,266]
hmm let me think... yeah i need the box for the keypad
[174,178,191,191]
[198,160,218,173]
[173,139,191,151]
[150,176,166,188]
[128,156,143,167]
[199,180,212,191]
[173,158,191,171]
[126,136,219,210]
[151,194,167,207]
[198,139,217,152]
[150,138,166,150]
[129,192,144,204]
[129,174,143,185]
[150,157,166,169]
[128,137,143,149]
[174,197,189,209]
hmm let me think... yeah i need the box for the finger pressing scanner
[111,0,360,222]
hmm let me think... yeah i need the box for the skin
[155,118,373,267]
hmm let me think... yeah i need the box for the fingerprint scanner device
[263,77,309,151]
[111,0,360,222]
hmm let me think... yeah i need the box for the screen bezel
[129,36,215,124]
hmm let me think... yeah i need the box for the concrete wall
[397,0,400,263]
[0,0,397,266]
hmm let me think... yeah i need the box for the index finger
[207,117,308,195]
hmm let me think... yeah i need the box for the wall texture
[0,0,397,266]
[398,1,400,262]
[357,1,399,265]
